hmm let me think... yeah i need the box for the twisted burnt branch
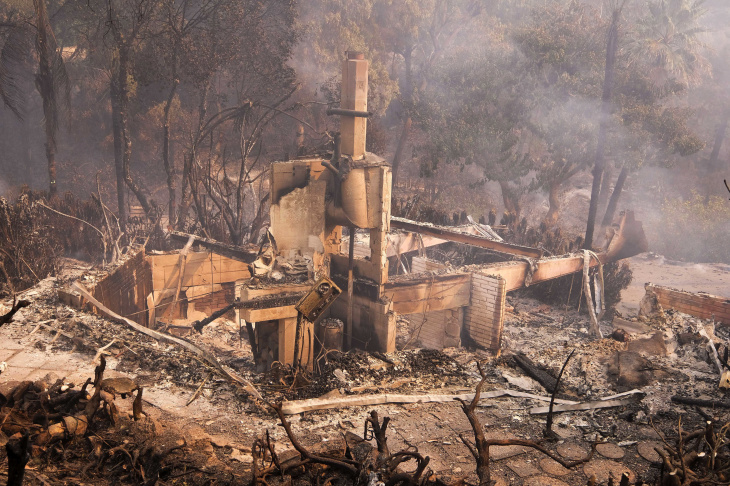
[458,360,595,485]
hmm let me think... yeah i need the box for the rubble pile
[291,348,472,400]
[0,359,238,486]
[2,248,729,485]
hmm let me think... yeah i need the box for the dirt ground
[1,254,729,485]
[618,253,730,316]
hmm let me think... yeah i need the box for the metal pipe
[326,108,372,118]
[346,226,355,350]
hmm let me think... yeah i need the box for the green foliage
[652,192,730,263]
[415,44,534,183]
[626,0,710,89]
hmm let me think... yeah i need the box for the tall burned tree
[0,0,69,197]
[584,4,623,249]
[171,0,297,244]
[600,0,709,226]
[104,0,159,227]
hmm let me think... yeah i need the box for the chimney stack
[339,52,368,159]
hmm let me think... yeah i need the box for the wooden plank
[151,251,250,290]
[478,256,590,292]
[391,217,543,259]
[281,389,579,415]
[241,305,298,322]
[386,233,447,257]
[384,274,471,314]
[278,317,314,370]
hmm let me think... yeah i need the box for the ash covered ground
[1,257,729,485]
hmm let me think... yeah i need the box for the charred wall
[91,249,152,326]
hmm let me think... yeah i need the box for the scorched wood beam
[167,230,257,263]
[385,241,644,314]
[390,217,543,259]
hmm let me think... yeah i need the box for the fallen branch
[530,398,635,414]
[0,299,31,327]
[545,349,575,438]
[72,281,262,401]
[269,401,360,476]
[512,353,558,393]
[186,373,212,406]
[671,395,730,409]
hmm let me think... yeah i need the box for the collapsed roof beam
[167,230,257,263]
[390,217,543,259]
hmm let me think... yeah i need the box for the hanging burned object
[295,276,341,322]
[291,277,342,370]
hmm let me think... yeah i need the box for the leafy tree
[599,0,709,227]
[584,2,623,249]
[514,0,605,224]
[416,45,535,215]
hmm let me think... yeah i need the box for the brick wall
[403,257,460,350]
[648,284,730,326]
[410,256,447,274]
[92,248,152,326]
[405,308,462,349]
[463,273,506,352]
[188,282,236,317]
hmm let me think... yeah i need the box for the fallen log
[530,398,635,414]
[192,302,236,333]
[512,353,558,393]
[281,389,579,415]
[72,281,262,401]
[671,395,730,409]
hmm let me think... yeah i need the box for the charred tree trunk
[499,180,520,217]
[544,181,561,225]
[598,160,613,216]
[44,116,57,198]
[112,45,153,222]
[391,116,411,186]
[111,53,128,230]
[708,108,729,171]
[584,9,619,249]
[163,57,179,224]
[33,0,59,198]
[6,434,30,486]
[601,163,629,227]
[34,0,56,198]
[177,81,209,230]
